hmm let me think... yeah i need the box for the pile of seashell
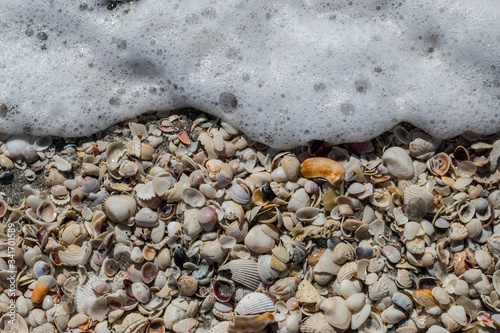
[2,112,500,333]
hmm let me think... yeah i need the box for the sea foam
[1,0,500,149]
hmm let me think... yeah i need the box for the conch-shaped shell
[300,157,345,186]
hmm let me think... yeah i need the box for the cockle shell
[320,296,351,330]
[226,220,248,242]
[228,181,252,206]
[207,321,230,333]
[332,243,355,265]
[234,292,275,315]
[281,155,300,180]
[103,195,137,224]
[173,318,198,333]
[300,313,337,333]
[300,157,345,186]
[121,313,149,333]
[219,260,261,291]
[287,188,310,211]
[178,274,198,297]
[449,223,468,241]
[368,280,389,301]
[487,232,500,255]
[269,276,300,301]
[382,147,414,179]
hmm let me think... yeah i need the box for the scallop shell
[219,259,261,291]
[244,224,275,254]
[449,223,468,241]
[234,292,275,315]
[332,243,355,265]
[287,188,310,211]
[300,157,345,186]
[207,321,230,333]
[103,195,137,224]
[300,313,337,333]
[382,147,414,179]
[320,296,351,330]
[226,220,249,242]
[368,280,389,301]
[228,180,252,206]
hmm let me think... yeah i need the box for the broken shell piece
[228,312,274,333]
[300,157,345,186]
[31,275,57,304]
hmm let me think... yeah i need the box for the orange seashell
[177,130,191,145]
[178,274,198,296]
[300,157,345,186]
[228,312,275,333]
[412,289,437,308]
[307,249,325,266]
[31,275,57,304]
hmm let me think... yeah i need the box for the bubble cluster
[0,1,500,149]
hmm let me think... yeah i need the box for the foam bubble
[1,1,500,148]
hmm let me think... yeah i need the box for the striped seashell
[466,219,483,240]
[76,279,97,314]
[226,221,249,242]
[260,223,280,240]
[257,255,280,285]
[103,195,137,224]
[219,260,261,291]
[59,242,92,266]
[367,258,385,273]
[449,222,468,241]
[121,313,149,333]
[244,225,275,254]
[403,184,434,207]
[332,243,355,265]
[368,280,389,301]
[234,292,275,315]
[300,313,337,333]
[405,238,425,255]
[207,321,230,333]
[336,261,357,282]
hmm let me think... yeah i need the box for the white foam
[1,1,500,149]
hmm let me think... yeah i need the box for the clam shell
[300,157,345,186]
[234,292,275,315]
[219,259,261,291]
[351,303,371,330]
[182,188,206,207]
[368,280,389,301]
[197,206,218,231]
[320,296,351,330]
[300,313,337,333]
[382,147,414,179]
[295,207,319,223]
[173,318,198,333]
[427,152,451,176]
[381,305,406,325]
[135,207,158,228]
[244,225,275,254]
[103,195,137,224]
[36,199,57,223]
[228,180,252,205]
[59,242,92,266]
[332,243,355,265]
[226,221,249,243]
[392,292,413,313]
[281,155,300,180]
[228,313,274,333]
[345,293,366,312]
[287,188,310,211]
[447,305,467,327]
[295,280,320,304]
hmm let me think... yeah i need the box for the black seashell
[174,247,188,267]
[260,182,275,202]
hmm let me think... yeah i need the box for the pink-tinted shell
[213,280,235,303]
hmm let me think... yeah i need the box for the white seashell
[314,249,340,285]
[121,313,149,333]
[234,292,275,315]
[351,303,371,330]
[381,305,406,324]
[332,243,355,265]
[36,199,57,223]
[466,219,483,240]
[382,245,401,264]
[382,147,414,179]
[134,207,158,228]
[368,280,389,301]
[300,313,337,333]
[226,220,249,242]
[33,136,52,151]
[228,180,252,205]
[137,182,157,201]
[163,303,186,330]
[118,160,139,177]
[287,188,310,211]
[405,238,425,255]
[403,222,420,240]
[346,293,366,312]
[5,135,31,160]
[182,188,206,207]
[320,296,351,330]
[219,236,237,250]
[200,239,226,264]
[295,207,319,223]
[219,259,261,291]
[103,195,137,225]
[244,224,275,254]
[87,296,108,322]
[257,255,280,285]
[447,305,467,327]
[59,242,92,266]
[173,318,198,333]
[52,155,72,172]
[76,279,97,314]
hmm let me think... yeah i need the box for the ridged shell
[228,181,252,206]
[368,280,389,301]
[300,313,337,333]
[121,313,149,333]
[336,261,357,282]
[300,157,345,186]
[82,176,100,196]
[449,222,468,241]
[320,296,351,330]
[271,247,290,264]
[207,321,230,333]
[234,292,275,315]
[295,280,321,304]
[405,238,425,255]
[103,195,137,224]
[178,275,198,297]
[332,243,355,265]
[226,221,248,242]
[219,260,261,291]
[257,255,280,285]
[287,188,310,211]
[281,155,300,180]
[244,225,275,254]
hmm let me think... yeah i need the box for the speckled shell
[178,275,198,297]
[234,292,275,315]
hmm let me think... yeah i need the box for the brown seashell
[228,312,274,333]
[178,274,198,296]
[332,243,355,265]
[427,152,451,176]
[300,157,345,186]
[103,259,120,277]
[412,289,437,308]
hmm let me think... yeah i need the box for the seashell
[412,289,437,308]
[287,188,310,212]
[58,242,92,266]
[271,246,290,264]
[472,197,492,221]
[332,243,355,265]
[351,303,371,330]
[103,195,137,224]
[228,181,252,206]
[244,224,275,254]
[5,135,31,160]
[269,276,300,301]
[396,269,413,289]
[382,147,414,179]
[405,238,425,255]
[33,261,52,279]
[118,160,139,177]
[392,292,413,313]
[208,322,230,333]
[163,303,186,330]
[31,275,57,304]
[141,262,159,284]
[295,280,320,304]
[300,313,337,333]
[213,280,235,303]
[382,245,401,263]
[34,135,52,151]
[158,204,176,221]
[346,293,366,312]
[447,305,467,327]
[432,287,451,305]
[121,313,149,333]
[131,282,151,303]
[300,157,344,186]
[465,219,483,240]
[91,280,111,294]
[22,145,39,163]
[450,222,468,241]
[427,152,451,176]
[36,200,57,223]
[304,180,320,195]
[320,296,351,330]
[173,318,198,333]
[257,255,280,284]
[197,206,218,231]
[137,182,157,202]
[200,239,225,264]
[182,188,205,207]
[135,207,158,228]
[295,206,319,223]
[226,220,248,242]
[381,305,407,325]
[228,313,274,333]
[281,155,300,180]
[457,202,475,223]
[404,197,427,220]
[336,261,357,283]
[475,249,492,271]
[487,232,500,255]
[177,274,198,296]
[368,279,389,301]
[234,292,275,315]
